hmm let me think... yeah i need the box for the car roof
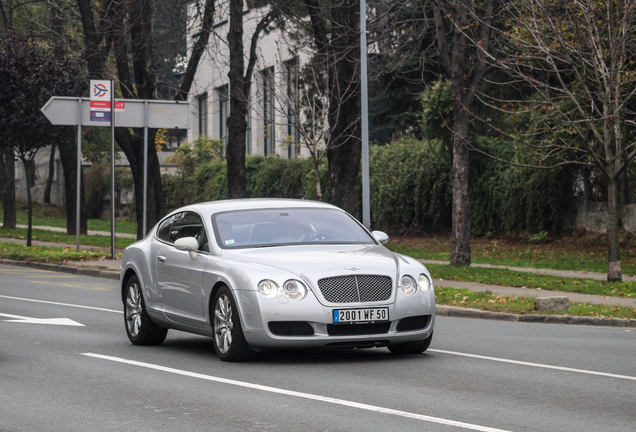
[173,198,342,218]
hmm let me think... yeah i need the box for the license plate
[333,308,389,324]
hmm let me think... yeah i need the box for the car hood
[221,244,399,280]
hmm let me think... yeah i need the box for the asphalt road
[0,264,634,432]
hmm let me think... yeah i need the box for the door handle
[157,255,166,262]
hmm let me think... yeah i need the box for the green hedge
[369,138,452,231]
[163,138,576,236]
[163,155,330,210]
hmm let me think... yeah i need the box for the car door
[155,211,209,327]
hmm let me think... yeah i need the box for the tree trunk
[0,149,4,205]
[2,151,16,229]
[115,128,164,239]
[326,0,361,217]
[607,177,622,281]
[44,143,55,205]
[450,104,471,266]
[57,132,87,235]
[314,154,322,200]
[22,159,33,246]
[226,0,247,199]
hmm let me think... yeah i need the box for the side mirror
[174,237,199,259]
[372,230,389,245]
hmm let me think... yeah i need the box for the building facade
[187,3,312,159]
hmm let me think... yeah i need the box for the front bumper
[235,287,435,349]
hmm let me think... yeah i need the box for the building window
[262,67,275,156]
[198,92,208,137]
[218,85,229,149]
[285,59,300,158]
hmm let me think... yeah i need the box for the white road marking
[429,349,636,382]
[0,312,84,326]
[0,294,122,314]
[81,353,512,432]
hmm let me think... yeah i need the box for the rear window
[212,208,374,248]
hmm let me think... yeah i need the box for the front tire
[124,275,168,345]
[388,331,433,355]
[212,286,252,362]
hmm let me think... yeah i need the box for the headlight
[400,275,417,296]
[418,274,432,292]
[283,279,307,300]
[258,279,279,298]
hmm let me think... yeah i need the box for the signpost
[41,93,190,257]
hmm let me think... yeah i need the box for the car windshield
[212,208,375,248]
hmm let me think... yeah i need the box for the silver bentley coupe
[121,199,435,361]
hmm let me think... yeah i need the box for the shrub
[162,137,576,236]
[369,138,452,232]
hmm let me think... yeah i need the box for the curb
[435,305,636,328]
[1,258,634,327]
[0,258,120,281]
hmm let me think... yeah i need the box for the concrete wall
[15,146,65,207]
[573,196,636,233]
[14,147,177,208]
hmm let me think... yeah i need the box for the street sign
[41,95,191,255]
[90,80,112,123]
[41,97,190,129]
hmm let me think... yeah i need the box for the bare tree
[474,0,636,281]
[430,0,498,266]
[75,0,217,238]
[263,0,362,216]
[0,0,15,229]
[0,32,76,244]
[226,0,282,198]
[264,47,360,201]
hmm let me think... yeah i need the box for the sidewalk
[16,224,137,238]
[420,259,636,282]
[421,260,636,309]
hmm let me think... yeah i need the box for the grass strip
[0,227,136,249]
[427,263,636,298]
[0,203,138,235]
[435,286,636,320]
[0,241,117,262]
[386,242,636,275]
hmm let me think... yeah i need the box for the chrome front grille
[317,275,393,303]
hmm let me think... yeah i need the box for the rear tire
[124,275,168,345]
[212,286,252,362]
[388,331,433,355]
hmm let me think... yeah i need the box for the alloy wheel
[125,282,143,338]
[214,294,233,354]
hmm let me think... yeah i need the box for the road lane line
[429,349,636,382]
[27,280,115,290]
[81,353,512,432]
[0,294,122,314]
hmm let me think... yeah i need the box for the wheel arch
[121,268,139,303]
[208,280,230,320]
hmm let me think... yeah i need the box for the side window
[170,211,208,251]
[157,215,174,242]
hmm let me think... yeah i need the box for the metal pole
[76,99,82,252]
[360,0,371,228]
[143,101,148,236]
[110,80,116,259]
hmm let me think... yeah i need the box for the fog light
[400,275,417,296]
[258,279,279,298]
[283,279,307,300]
